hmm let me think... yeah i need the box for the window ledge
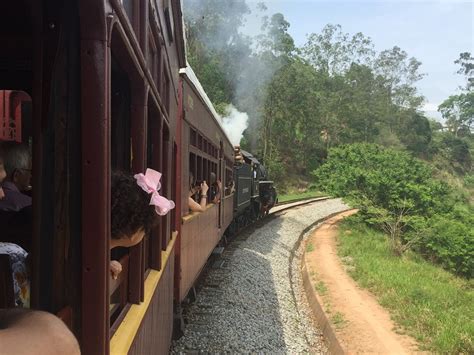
[182,203,216,224]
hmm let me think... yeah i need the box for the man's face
[13,160,32,191]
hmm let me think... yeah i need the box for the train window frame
[148,22,163,95]
[145,97,164,271]
[186,126,222,215]
[160,124,171,250]
[109,51,134,326]
[163,69,171,114]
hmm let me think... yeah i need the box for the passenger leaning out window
[188,173,208,213]
[110,169,175,279]
[209,172,222,204]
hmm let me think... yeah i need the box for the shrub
[313,143,472,277]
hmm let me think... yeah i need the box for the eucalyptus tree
[302,24,375,75]
[438,52,474,137]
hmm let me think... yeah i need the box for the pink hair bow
[134,168,175,216]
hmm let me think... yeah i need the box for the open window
[109,53,132,326]
[0,90,33,309]
[187,127,220,213]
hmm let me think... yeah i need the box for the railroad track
[172,197,349,353]
[271,196,330,214]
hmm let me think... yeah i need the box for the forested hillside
[183,0,473,191]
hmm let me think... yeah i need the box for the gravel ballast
[172,198,349,353]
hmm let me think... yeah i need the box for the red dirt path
[304,211,421,354]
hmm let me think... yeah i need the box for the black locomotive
[229,149,277,234]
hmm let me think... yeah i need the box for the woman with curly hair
[110,169,174,279]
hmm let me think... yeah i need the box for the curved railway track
[171,197,349,353]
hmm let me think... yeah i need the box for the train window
[163,70,170,114]
[145,100,163,270]
[197,156,203,185]
[189,153,196,187]
[190,128,197,146]
[161,124,171,250]
[198,134,203,151]
[0,90,33,308]
[109,54,133,326]
[148,32,157,82]
[0,91,33,144]
[172,143,177,230]
[111,58,132,171]
[157,51,163,96]
[203,159,209,186]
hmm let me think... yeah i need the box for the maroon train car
[176,66,235,303]
[0,0,186,354]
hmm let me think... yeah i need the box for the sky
[243,0,473,120]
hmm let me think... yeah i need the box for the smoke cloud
[183,0,287,151]
[221,105,249,146]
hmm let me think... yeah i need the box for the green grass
[278,189,325,203]
[331,312,347,329]
[338,218,474,353]
[315,281,328,296]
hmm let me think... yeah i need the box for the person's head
[0,141,32,191]
[210,172,217,185]
[189,173,200,196]
[111,171,157,248]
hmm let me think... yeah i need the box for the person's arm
[189,181,208,212]
[188,196,205,212]
[0,309,81,355]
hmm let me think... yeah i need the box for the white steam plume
[221,104,249,146]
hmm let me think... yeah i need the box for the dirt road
[305,211,421,354]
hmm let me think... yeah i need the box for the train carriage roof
[179,65,233,148]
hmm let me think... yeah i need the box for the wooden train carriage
[0,0,185,354]
[177,66,234,302]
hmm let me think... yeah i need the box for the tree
[258,13,295,58]
[302,24,375,75]
[398,113,432,155]
[455,52,474,91]
[438,92,474,137]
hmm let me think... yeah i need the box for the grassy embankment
[277,189,325,203]
[337,217,473,353]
